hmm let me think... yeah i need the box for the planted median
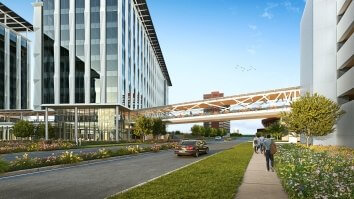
[110,142,253,199]
[0,143,177,174]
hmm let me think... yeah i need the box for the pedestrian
[263,135,277,172]
[253,136,259,153]
[259,135,265,154]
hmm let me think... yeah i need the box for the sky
[1,0,306,134]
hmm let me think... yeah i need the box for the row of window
[41,0,168,108]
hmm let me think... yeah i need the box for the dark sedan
[175,140,209,157]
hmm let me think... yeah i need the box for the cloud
[248,24,257,31]
[247,48,256,55]
[261,3,278,19]
[283,0,300,13]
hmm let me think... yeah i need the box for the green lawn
[111,142,253,199]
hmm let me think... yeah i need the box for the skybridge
[134,87,301,124]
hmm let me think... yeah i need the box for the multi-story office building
[0,3,33,140]
[32,0,172,141]
[301,0,353,147]
[203,91,231,133]
[0,3,32,110]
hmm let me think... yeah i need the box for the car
[175,140,209,157]
[215,136,222,141]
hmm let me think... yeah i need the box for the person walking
[259,135,265,154]
[263,135,277,172]
[253,136,259,153]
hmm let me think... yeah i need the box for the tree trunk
[306,136,310,147]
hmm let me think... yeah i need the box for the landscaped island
[275,144,353,199]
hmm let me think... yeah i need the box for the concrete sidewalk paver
[235,152,288,199]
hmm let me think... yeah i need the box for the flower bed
[275,144,354,199]
[0,140,75,154]
[0,143,178,173]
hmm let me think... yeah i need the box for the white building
[301,0,354,147]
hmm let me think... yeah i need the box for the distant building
[203,91,230,133]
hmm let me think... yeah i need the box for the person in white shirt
[259,136,265,154]
[253,136,259,153]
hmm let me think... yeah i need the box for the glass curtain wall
[127,0,132,108]
[132,11,136,108]
[121,0,126,106]
[60,0,70,103]
[0,26,4,109]
[90,0,101,103]
[21,39,28,109]
[106,0,118,103]
[43,0,55,104]
[75,0,85,103]
[55,107,126,141]
[9,33,17,109]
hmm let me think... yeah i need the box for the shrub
[0,159,9,173]
[10,153,38,171]
[275,144,353,199]
[57,151,83,164]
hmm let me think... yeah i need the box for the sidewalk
[235,152,288,199]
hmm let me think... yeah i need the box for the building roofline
[0,3,33,32]
[134,0,172,86]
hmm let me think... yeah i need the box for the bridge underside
[163,108,289,124]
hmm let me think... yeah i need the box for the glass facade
[60,0,70,103]
[106,0,118,103]
[9,33,17,109]
[121,0,126,106]
[39,0,170,109]
[0,24,29,110]
[91,0,101,103]
[43,0,55,104]
[55,107,126,141]
[21,40,28,109]
[75,0,85,103]
[0,26,4,109]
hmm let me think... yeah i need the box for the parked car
[175,140,209,157]
[215,136,222,141]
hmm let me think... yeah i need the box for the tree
[281,93,344,146]
[204,127,211,137]
[152,118,166,139]
[13,120,34,138]
[191,125,202,136]
[134,115,153,141]
[210,128,217,137]
[35,123,55,139]
[265,122,288,140]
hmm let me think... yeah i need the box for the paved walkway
[235,152,288,199]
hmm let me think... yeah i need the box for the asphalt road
[0,137,250,199]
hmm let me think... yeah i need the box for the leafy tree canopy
[281,92,344,146]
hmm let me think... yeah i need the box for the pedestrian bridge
[134,87,300,124]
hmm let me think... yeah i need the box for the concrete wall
[300,0,314,95]
[300,0,354,147]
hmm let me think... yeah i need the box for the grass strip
[111,142,253,199]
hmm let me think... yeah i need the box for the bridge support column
[45,107,48,140]
[115,106,119,142]
[127,112,131,142]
